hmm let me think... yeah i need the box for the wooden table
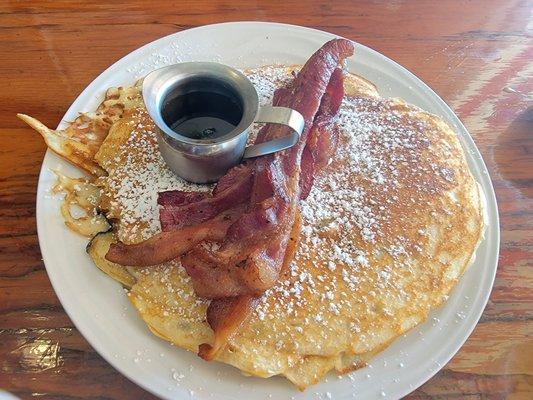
[0,1,531,398]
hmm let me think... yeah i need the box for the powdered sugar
[100,65,463,353]
[102,66,292,243]
[101,117,208,242]
[250,81,458,330]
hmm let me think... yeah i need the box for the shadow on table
[493,105,533,200]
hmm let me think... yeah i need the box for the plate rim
[35,21,500,399]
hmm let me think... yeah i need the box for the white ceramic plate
[36,22,499,399]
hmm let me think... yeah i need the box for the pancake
[18,81,143,176]
[51,171,111,237]
[83,65,485,388]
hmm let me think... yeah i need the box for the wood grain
[0,0,531,398]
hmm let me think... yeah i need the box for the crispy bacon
[103,39,353,361]
[157,190,207,207]
[190,43,351,359]
[300,67,344,199]
[181,198,285,297]
[181,39,354,299]
[198,295,259,361]
[299,147,315,200]
[199,210,301,361]
[105,206,244,266]
[158,165,253,231]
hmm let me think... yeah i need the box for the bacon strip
[158,165,253,231]
[157,191,208,208]
[198,295,259,361]
[199,210,301,361]
[106,50,347,270]
[103,39,353,361]
[300,67,344,199]
[181,39,354,299]
[105,206,244,266]
[193,54,349,359]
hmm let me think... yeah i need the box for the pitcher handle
[242,106,305,159]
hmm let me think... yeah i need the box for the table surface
[0,1,531,399]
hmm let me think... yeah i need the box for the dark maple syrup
[161,79,243,140]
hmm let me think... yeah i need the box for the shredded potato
[52,171,110,237]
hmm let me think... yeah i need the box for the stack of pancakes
[23,65,486,389]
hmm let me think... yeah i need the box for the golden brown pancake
[23,65,485,389]
[18,81,143,176]
[85,65,485,389]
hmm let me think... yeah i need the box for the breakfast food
[107,39,356,363]
[19,40,485,389]
[18,82,142,176]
